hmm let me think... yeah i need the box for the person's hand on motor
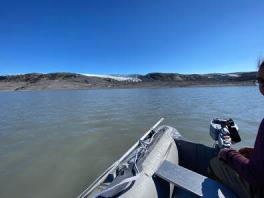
[218,148,231,161]
[238,147,253,158]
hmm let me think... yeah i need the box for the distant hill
[0,72,257,91]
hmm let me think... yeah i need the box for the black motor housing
[226,119,241,143]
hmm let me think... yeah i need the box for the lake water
[0,86,263,198]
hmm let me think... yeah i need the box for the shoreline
[0,82,256,92]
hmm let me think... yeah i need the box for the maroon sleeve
[218,119,264,186]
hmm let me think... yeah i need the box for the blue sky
[0,0,263,75]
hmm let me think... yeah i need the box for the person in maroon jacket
[209,60,264,198]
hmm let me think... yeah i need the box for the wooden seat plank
[155,160,237,198]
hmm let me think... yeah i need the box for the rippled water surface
[0,87,263,198]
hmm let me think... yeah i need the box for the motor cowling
[210,118,241,149]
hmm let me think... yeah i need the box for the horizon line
[0,70,257,76]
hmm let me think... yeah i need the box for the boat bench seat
[155,160,237,198]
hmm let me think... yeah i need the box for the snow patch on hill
[82,74,142,82]
[226,73,240,77]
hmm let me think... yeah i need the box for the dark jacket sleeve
[219,119,264,186]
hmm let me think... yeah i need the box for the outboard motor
[210,118,241,149]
